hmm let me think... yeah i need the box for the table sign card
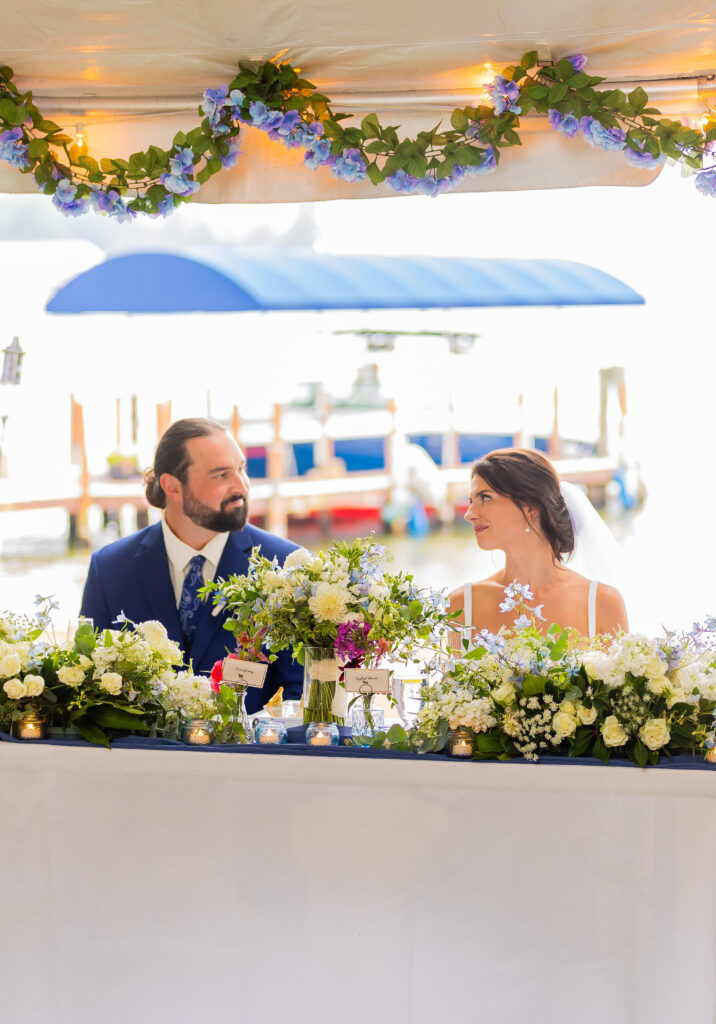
[222,658,268,689]
[343,668,391,694]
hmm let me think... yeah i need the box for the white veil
[560,481,622,589]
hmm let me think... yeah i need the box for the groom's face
[181,431,250,532]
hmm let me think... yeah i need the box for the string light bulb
[74,123,87,156]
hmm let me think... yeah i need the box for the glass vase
[303,647,345,726]
[215,688,253,745]
[349,696,385,747]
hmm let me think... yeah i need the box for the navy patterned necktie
[179,554,206,647]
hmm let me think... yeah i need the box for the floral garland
[0,50,715,219]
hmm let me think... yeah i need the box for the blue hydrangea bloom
[303,138,333,168]
[695,167,716,197]
[579,116,626,152]
[171,148,196,173]
[385,168,420,194]
[227,89,246,109]
[0,127,30,169]
[269,110,302,144]
[548,109,580,138]
[465,145,497,175]
[624,141,665,170]
[202,86,229,121]
[220,140,241,168]
[486,75,522,115]
[90,187,136,222]
[160,148,200,196]
[568,54,588,72]
[51,178,88,216]
[294,122,324,150]
[249,101,284,133]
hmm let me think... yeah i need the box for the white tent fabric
[1,0,714,201]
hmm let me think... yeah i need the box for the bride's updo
[471,448,574,562]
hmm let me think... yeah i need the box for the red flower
[210,660,223,684]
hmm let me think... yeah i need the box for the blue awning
[46,248,644,314]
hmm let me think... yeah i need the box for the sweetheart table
[1,741,714,1024]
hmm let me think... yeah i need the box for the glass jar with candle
[302,647,345,727]
[254,719,288,745]
[446,726,476,758]
[181,719,214,745]
[16,712,46,740]
[305,721,340,747]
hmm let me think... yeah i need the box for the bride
[449,448,628,638]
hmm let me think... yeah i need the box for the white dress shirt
[161,517,230,607]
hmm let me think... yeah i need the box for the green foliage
[0,49,710,219]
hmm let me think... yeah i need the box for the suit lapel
[134,524,182,645]
[190,528,254,669]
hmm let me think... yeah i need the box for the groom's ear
[160,472,182,503]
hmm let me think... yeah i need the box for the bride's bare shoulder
[448,576,503,610]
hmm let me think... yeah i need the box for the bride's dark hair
[471,448,574,562]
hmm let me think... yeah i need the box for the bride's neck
[499,545,566,593]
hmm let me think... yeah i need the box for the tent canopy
[45,249,645,313]
[2,0,713,201]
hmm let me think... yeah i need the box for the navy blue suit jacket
[80,522,303,714]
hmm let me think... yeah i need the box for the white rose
[647,675,667,695]
[492,681,516,705]
[283,547,313,570]
[0,652,22,679]
[3,678,27,700]
[560,701,577,716]
[577,704,597,725]
[638,718,670,751]
[262,570,284,592]
[137,620,168,646]
[644,655,667,680]
[601,715,628,747]
[552,711,578,740]
[24,674,45,697]
[581,651,608,680]
[78,655,93,671]
[58,665,86,686]
[99,672,123,696]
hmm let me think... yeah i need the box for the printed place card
[222,658,268,689]
[343,668,391,694]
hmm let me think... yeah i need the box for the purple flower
[465,145,497,175]
[303,137,333,168]
[149,194,177,218]
[0,126,30,170]
[220,140,241,168]
[335,620,372,664]
[202,86,229,121]
[695,167,716,197]
[51,178,88,216]
[568,54,587,72]
[385,168,420,194]
[249,101,284,133]
[548,109,580,138]
[171,148,195,173]
[90,187,136,222]
[160,147,200,196]
[624,139,665,170]
[227,88,246,108]
[579,116,626,152]
[486,75,522,115]
[269,110,302,144]
[330,148,367,182]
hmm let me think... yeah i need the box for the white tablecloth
[1,745,714,1024]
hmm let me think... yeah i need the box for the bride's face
[465,474,529,550]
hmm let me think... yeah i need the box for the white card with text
[222,658,268,689]
[343,668,391,694]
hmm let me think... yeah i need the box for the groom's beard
[182,487,248,532]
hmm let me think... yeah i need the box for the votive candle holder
[306,721,339,747]
[17,713,46,740]
[446,726,476,759]
[255,720,288,745]
[182,719,213,746]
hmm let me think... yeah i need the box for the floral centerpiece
[0,598,185,745]
[203,537,452,726]
[413,585,716,766]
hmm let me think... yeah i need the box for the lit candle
[706,746,716,764]
[451,738,474,757]
[309,729,332,747]
[185,724,211,745]
[17,714,45,740]
[258,727,280,745]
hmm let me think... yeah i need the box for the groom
[80,417,302,713]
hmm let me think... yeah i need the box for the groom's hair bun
[471,448,574,562]
[144,417,227,509]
